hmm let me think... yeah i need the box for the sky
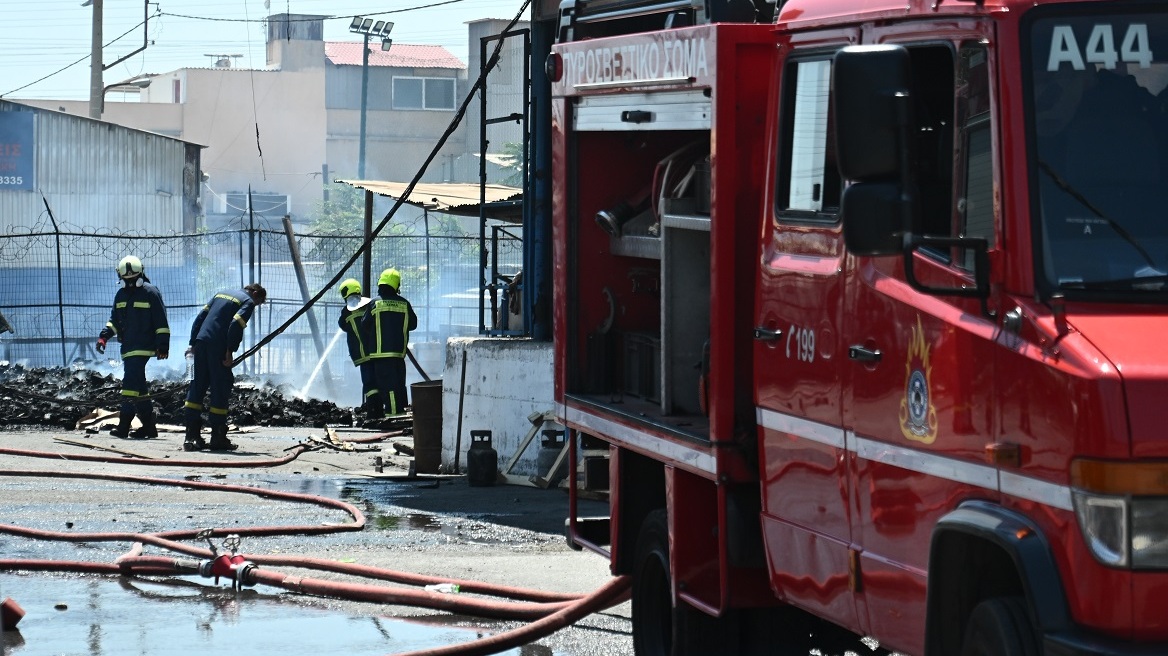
[0,0,530,101]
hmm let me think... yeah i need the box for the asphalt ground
[0,424,632,656]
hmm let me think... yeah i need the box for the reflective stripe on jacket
[99,282,170,357]
[360,291,417,359]
[189,289,257,353]
[339,297,373,364]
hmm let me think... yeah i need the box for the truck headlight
[1072,492,1128,567]
[1071,459,1168,570]
[1130,497,1168,568]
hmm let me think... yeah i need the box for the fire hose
[0,444,313,468]
[0,465,628,654]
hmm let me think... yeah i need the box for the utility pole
[86,0,104,119]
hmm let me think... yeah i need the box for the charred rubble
[0,363,354,429]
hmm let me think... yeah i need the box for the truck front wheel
[632,509,672,655]
[960,597,1040,656]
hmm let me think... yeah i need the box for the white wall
[439,336,557,478]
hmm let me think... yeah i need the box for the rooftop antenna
[204,54,244,68]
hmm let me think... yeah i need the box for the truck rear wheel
[632,509,671,656]
[960,597,1040,656]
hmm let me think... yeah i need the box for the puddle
[370,512,442,532]
[0,574,552,655]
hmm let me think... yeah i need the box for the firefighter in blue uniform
[183,283,267,451]
[97,255,170,438]
[360,268,417,418]
[337,278,378,422]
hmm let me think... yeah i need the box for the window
[393,77,456,110]
[958,43,995,270]
[777,58,840,219]
[906,45,956,241]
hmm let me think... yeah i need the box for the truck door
[754,41,859,634]
[841,37,1000,654]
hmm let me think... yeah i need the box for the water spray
[297,328,346,400]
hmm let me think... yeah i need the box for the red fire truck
[549,0,1168,653]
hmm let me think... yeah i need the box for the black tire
[961,597,1041,656]
[632,509,672,656]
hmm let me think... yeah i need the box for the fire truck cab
[551,0,1168,654]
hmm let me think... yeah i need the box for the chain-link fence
[0,210,521,407]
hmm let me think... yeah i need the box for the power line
[161,0,473,25]
[0,14,152,98]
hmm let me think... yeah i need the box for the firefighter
[360,268,417,418]
[182,283,267,451]
[97,255,170,439]
[337,278,378,422]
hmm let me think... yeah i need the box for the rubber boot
[363,398,383,427]
[183,420,206,451]
[109,409,134,438]
[207,424,238,452]
[130,406,158,439]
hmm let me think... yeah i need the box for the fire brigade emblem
[899,316,938,444]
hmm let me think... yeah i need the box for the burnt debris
[0,363,353,429]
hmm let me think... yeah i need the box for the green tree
[312,184,366,236]
[498,142,524,187]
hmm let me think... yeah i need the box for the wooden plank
[53,438,154,460]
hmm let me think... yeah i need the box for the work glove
[157,350,169,360]
[96,337,107,354]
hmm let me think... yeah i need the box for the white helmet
[117,255,143,280]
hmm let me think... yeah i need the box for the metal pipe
[281,216,339,399]
[362,189,373,293]
[478,35,489,334]
[39,195,68,366]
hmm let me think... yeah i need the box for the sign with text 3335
[0,112,35,191]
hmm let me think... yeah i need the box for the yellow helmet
[116,255,143,279]
[339,278,362,299]
[378,268,401,290]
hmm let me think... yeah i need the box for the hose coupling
[206,553,257,590]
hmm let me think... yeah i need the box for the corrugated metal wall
[0,101,198,248]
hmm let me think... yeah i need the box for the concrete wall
[16,100,186,139]
[175,68,328,219]
[439,337,558,478]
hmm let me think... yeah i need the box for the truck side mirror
[905,236,992,301]
[840,182,905,256]
[834,45,918,256]
[833,45,913,181]
[833,44,993,312]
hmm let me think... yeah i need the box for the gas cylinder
[466,430,498,487]
[536,429,567,486]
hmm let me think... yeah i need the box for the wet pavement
[2,574,551,656]
[0,426,631,656]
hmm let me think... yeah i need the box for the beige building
[19,13,472,226]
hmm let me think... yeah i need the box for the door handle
[848,345,882,362]
[753,327,783,342]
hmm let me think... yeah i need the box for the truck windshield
[1030,11,1168,295]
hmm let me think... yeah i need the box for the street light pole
[349,16,393,180]
[359,32,370,180]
